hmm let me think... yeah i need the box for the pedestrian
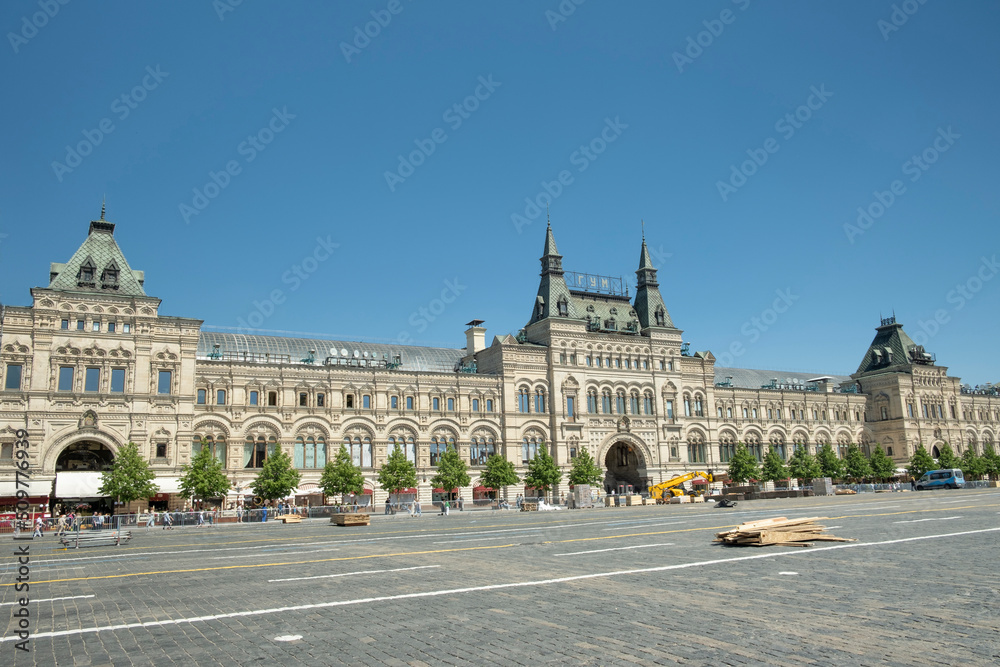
[197,511,205,527]
[33,516,45,537]
[385,497,391,515]
[444,500,450,516]
[56,514,67,537]
[164,512,173,530]
[414,500,422,517]
[146,511,156,531]
[458,496,464,511]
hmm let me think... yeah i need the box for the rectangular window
[743,407,749,419]
[157,370,172,395]
[447,397,454,411]
[156,443,167,458]
[317,393,324,407]
[110,368,125,393]
[768,409,773,420]
[92,321,101,332]
[108,322,116,333]
[486,399,494,412]
[123,323,131,333]
[615,358,621,368]
[659,360,665,371]
[753,408,758,419]
[559,353,566,364]
[586,356,592,366]
[950,405,956,419]
[727,407,733,419]
[406,396,414,410]
[472,398,479,412]
[58,366,74,391]
[363,395,371,409]
[567,396,575,419]
[300,393,308,407]
[718,407,724,418]
[391,395,398,409]
[61,319,69,330]
[250,390,259,405]
[4,364,23,390]
[77,320,85,330]
[83,368,101,392]
[776,409,781,420]
[433,397,440,411]
[922,404,929,418]
[217,390,226,405]
[684,399,691,417]
[268,391,277,406]
[666,400,674,419]
[197,389,206,404]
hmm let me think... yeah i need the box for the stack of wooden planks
[715,516,856,547]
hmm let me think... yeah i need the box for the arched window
[793,433,808,454]
[521,434,541,464]
[518,388,530,413]
[470,433,496,466]
[344,433,373,468]
[769,433,786,460]
[534,389,546,414]
[719,434,736,463]
[616,391,626,414]
[687,433,705,463]
[602,390,612,414]
[295,435,327,468]
[587,390,598,414]
[430,434,454,466]
[745,433,763,461]
[243,434,276,468]
[192,435,227,467]
[643,392,654,415]
[630,392,640,415]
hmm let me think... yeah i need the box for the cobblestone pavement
[4,490,1000,666]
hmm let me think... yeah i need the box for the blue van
[915,468,965,490]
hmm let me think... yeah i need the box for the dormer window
[655,307,666,327]
[77,258,96,285]
[557,298,568,317]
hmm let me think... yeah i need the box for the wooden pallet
[280,515,302,524]
[331,513,370,526]
[715,516,855,547]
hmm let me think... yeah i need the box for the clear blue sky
[1,1,997,383]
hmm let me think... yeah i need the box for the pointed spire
[100,196,106,220]
[638,236,653,271]
[542,216,559,258]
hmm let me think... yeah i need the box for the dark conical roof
[854,318,929,375]
[48,217,146,296]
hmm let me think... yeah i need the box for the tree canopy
[868,446,896,482]
[431,448,471,499]
[958,448,985,481]
[787,447,822,483]
[726,443,760,485]
[377,444,418,495]
[936,443,959,469]
[523,445,562,496]
[907,445,936,479]
[760,446,788,484]
[250,449,301,502]
[816,442,844,480]
[179,442,231,501]
[319,444,365,502]
[981,443,1000,481]
[98,441,159,505]
[567,448,604,487]
[479,454,520,497]
[843,443,873,482]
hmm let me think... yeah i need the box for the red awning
[692,479,708,484]
[432,487,458,493]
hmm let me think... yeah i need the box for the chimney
[465,319,486,356]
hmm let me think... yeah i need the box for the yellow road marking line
[3,543,515,587]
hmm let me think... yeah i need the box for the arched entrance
[56,441,115,471]
[604,441,646,494]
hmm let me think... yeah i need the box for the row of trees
[98,439,608,509]
[725,440,1000,486]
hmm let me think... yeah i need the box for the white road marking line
[26,540,345,564]
[602,521,687,531]
[555,543,674,557]
[893,516,961,524]
[937,499,971,504]
[205,547,339,561]
[5,527,998,644]
[825,526,842,530]
[273,635,302,642]
[431,537,516,544]
[0,594,95,607]
[268,564,440,583]
[778,572,798,576]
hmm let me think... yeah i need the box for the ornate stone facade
[1,216,996,507]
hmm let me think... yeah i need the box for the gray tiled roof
[198,332,466,373]
[48,222,146,296]
[714,367,853,390]
[855,321,921,375]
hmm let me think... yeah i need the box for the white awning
[153,478,183,494]
[0,479,53,497]
[54,472,105,498]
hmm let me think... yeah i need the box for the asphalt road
[4,489,1000,666]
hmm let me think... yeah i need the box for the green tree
[726,443,761,485]
[981,443,1000,481]
[250,449,301,502]
[959,447,985,481]
[787,447,822,484]
[761,446,789,485]
[907,445,936,479]
[868,446,896,482]
[479,454,520,500]
[843,444,873,482]
[430,447,471,501]
[179,441,231,502]
[816,442,844,480]
[523,445,562,501]
[936,443,959,469]
[377,444,418,496]
[319,445,365,503]
[98,441,159,507]
[567,448,604,487]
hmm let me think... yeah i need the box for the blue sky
[1,1,998,383]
